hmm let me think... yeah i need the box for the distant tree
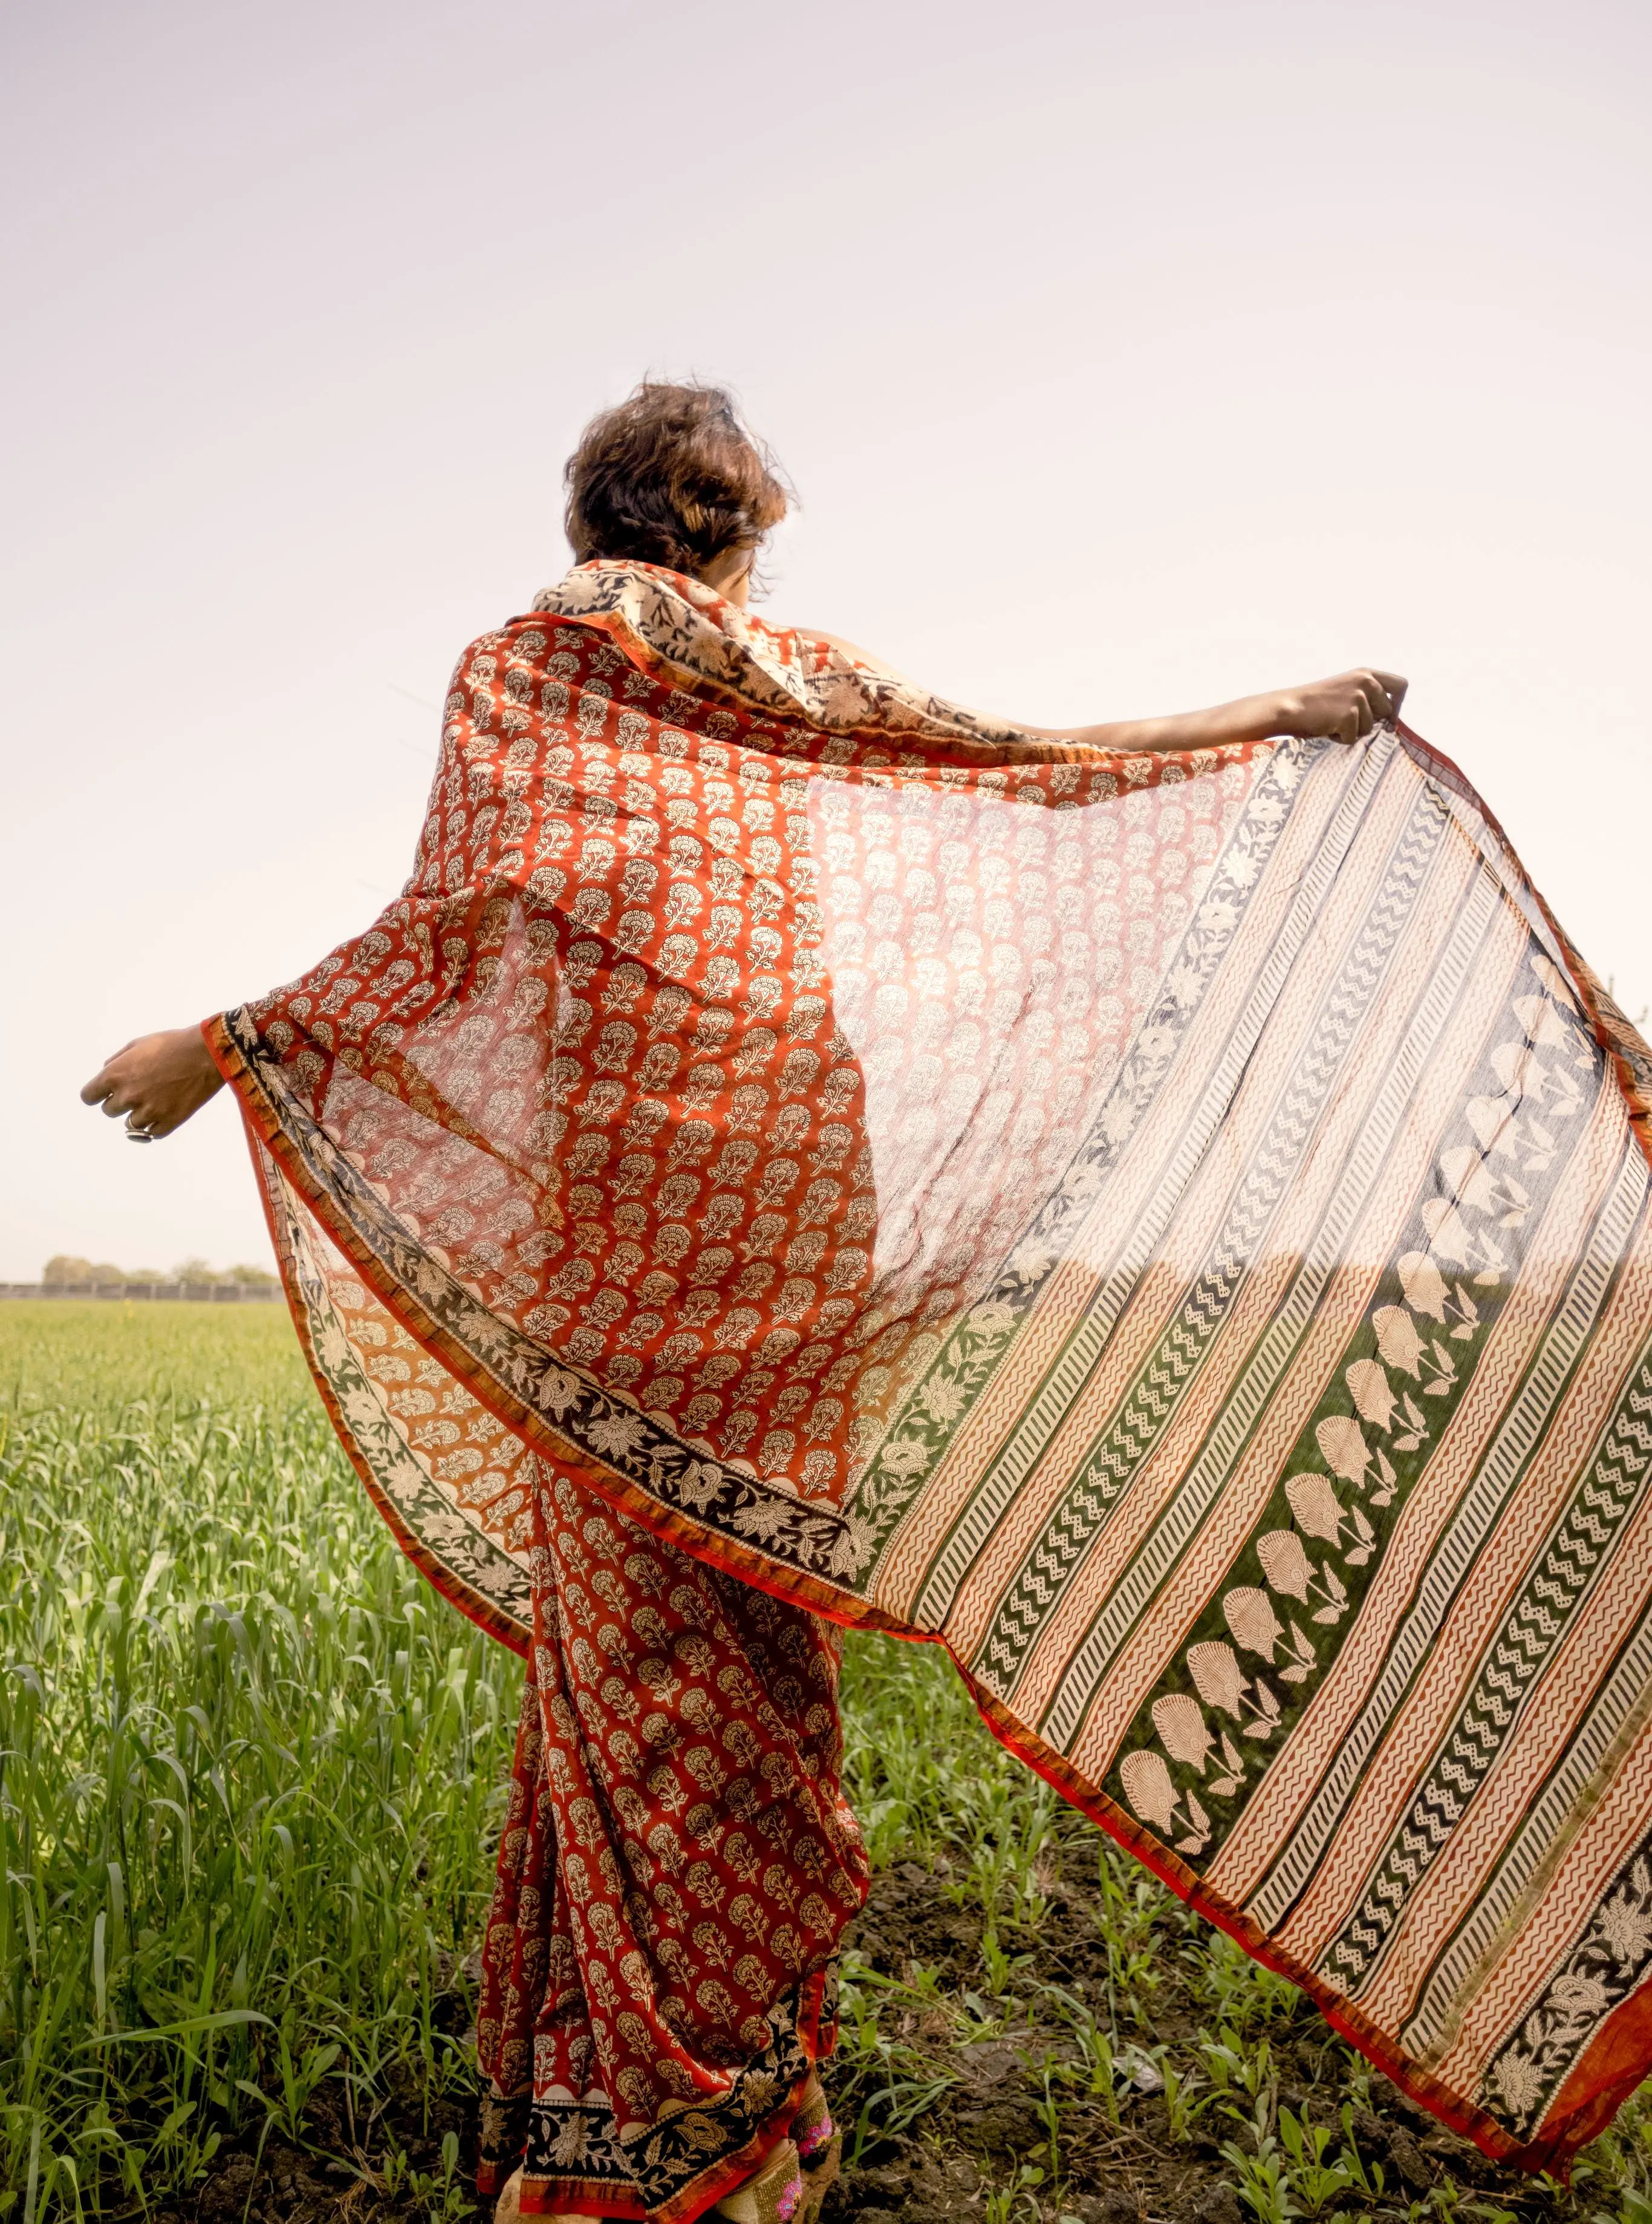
[42,1254,125,1285]
[42,1255,95,1284]
[41,1253,268,1288]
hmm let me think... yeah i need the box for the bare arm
[1013,668,1408,751]
[79,670,1406,1142]
[810,636,1408,753]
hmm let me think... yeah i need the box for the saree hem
[482,2059,817,2223]
[477,1986,831,2222]
[516,2202,646,2220]
[218,1071,534,1653]
[647,2052,820,2224]
[204,1011,894,1647]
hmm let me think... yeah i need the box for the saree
[473,1468,863,2218]
[209,560,1652,2179]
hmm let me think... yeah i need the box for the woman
[83,382,1408,2220]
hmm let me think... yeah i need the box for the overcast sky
[3,0,1648,1280]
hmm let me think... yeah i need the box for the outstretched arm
[810,636,1407,752]
[81,1026,224,1140]
[78,665,1406,1141]
[1015,668,1408,751]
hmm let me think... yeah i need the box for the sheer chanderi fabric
[210,562,1652,2179]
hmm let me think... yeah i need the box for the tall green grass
[1,1308,519,2219]
[8,1308,1652,2224]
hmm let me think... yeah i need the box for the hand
[80,1027,226,1141]
[1273,669,1408,744]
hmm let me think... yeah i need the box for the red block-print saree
[210,562,1652,2192]
[476,1470,862,2217]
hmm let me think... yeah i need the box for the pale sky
[3,0,1648,1282]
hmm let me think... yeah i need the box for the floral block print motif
[212,559,1652,2171]
[476,1458,862,2220]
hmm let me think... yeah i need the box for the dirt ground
[818,1855,1541,2224]
[177,1838,1587,2224]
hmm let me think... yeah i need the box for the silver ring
[126,1126,154,1144]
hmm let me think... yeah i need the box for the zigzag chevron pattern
[1327,1358,1652,1992]
[974,797,1445,1700]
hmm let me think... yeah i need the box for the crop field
[5,1308,1652,2224]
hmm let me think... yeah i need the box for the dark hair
[563,381,789,580]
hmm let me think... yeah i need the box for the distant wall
[0,1282,284,1302]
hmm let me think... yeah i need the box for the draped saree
[208,561,1652,2189]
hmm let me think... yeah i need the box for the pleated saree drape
[210,561,1652,2180]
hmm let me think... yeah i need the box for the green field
[5,1307,1652,2224]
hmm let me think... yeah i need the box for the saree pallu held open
[210,563,1652,2179]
